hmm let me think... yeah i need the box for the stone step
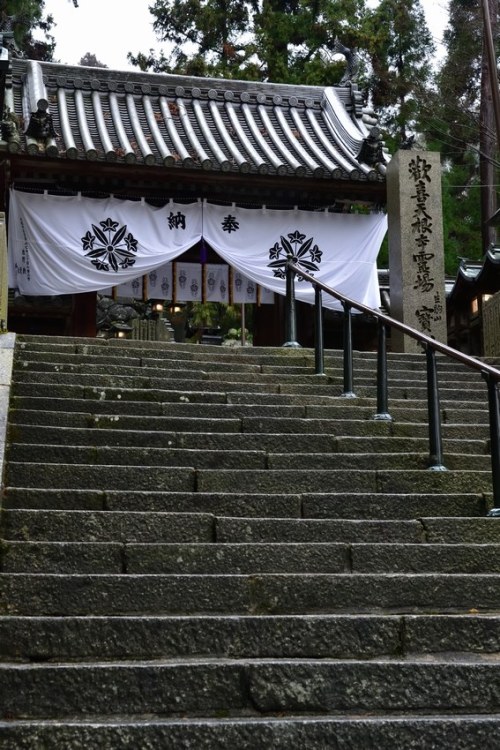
[4,541,498,575]
[2,658,500,718]
[1,510,214,543]
[8,390,492,423]
[2,572,500,615]
[11,382,488,414]
[15,336,481,373]
[2,613,500,661]
[4,461,197,490]
[7,444,270,470]
[5,444,490,471]
[12,370,486,408]
[4,462,493,493]
[2,489,488,519]
[217,517,500,544]
[196,468,494,494]
[0,715,498,749]
[5,427,489,458]
[0,511,439,545]
[9,410,489,440]
[0,541,349,574]
[13,363,484,388]
[301,493,490,519]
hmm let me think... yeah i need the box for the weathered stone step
[2,658,500,719]
[302,492,489,519]
[6,426,336,452]
[4,461,198,490]
[16,335,481,372]
[1,511,214,543]
[2,488,488,519]
[8,388,492,423]
[8,410,244,432]
[2,572,500,615]
[17,340,326,366]
[7,399,492,437]
[5,463,493,493]
[217,517,500,544]
[5,427,488,458]
[0,715,498,750]
[3,613,500,662]
[0,541,124,573]
[268,452,490,471]
[13,351,485,389]
[9,396,311,418]
[0,541,350,574]
[7,444,270,470]
[5,541,496,575]
[5,444,490,472]
[12,364,484,390]
[13,341,482,372]
[10,379,491,409]
[196,468,494,494]
[12,366,491,407]
[13,363,341,388]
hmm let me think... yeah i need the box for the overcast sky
[43,0,449,72]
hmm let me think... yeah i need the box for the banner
[175,262,202,302]
[205,264,229,303]
[8,191,202,295]
[145,263,173,300]
[203,204,387,311]
[232,270,257,303]
[8,189,387,311]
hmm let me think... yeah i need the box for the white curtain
[203,203,387,311]
[8,189,387,310]
[8,191,202,295]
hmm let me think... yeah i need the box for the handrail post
[425,345,446,471]
[283,256,301,348]
[342,301,355,398]
[374,318,392,421]
[314,284,324,375]
[482,373,500,510]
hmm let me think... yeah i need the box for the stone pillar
[0,213,7,332]
[387,151,447,352]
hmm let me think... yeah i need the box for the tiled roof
[448,246,500,305]
[2,59,388,185]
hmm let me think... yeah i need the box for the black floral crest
[268,230,322,280]
[82,218,138,272]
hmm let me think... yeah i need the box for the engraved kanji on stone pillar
[387,151,446,352]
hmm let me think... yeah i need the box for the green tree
[131,0,368,85]
[363,0,434,147]
[0,0,57,60]
[422,0,498,271]
[79,51,107,68]
[130,0,254,78]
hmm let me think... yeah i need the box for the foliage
[362,0,434,147]
[421,0,498,272]
[186,301,252,340]
[0,0,56,60]
[79,52,108,68]
[130,0,368,85]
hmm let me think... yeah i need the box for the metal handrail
[285,258,500,507]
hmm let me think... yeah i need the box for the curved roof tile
[5,59,389,184]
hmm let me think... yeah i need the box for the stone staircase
[1,334,500,748]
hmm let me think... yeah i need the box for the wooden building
[1,54,388,344]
